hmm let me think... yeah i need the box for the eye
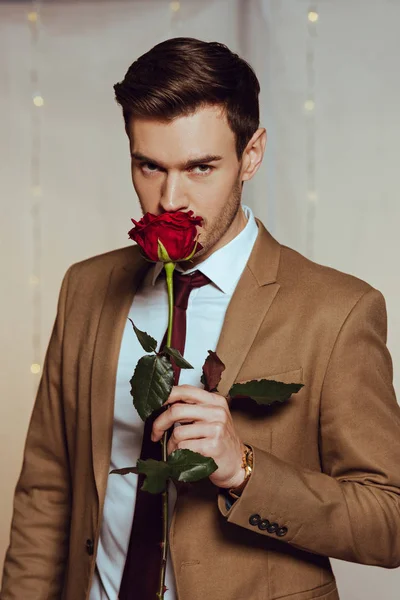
[190,165,213,175]
[139,162,160,174]
[137,162,214,176]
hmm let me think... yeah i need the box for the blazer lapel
[215,218,281,401]
[90,249,150,504]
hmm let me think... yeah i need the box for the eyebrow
[130,152,223,170]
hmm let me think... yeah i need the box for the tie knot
[173,269,211,310]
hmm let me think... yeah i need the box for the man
[2,37,400,600]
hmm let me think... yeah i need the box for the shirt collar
[150,204,258,294]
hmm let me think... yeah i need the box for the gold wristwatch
[228,443,253,499]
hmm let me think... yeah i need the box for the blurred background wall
[1,0,399,597]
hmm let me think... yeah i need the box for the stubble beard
[186,177,243,265]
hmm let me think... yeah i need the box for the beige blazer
[2,218,400,600]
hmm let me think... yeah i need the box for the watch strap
[228,444,253,499]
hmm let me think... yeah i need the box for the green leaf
[163,346,194,369]
[110,450,218,494]
[168,448,218,482]
[229,378,304,406]
[128,318,158,353]
[109,461,170,494]
[130,354,174,420]
[136,458,172,493]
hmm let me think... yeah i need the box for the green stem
[157,260,176,600]
[164,261,175,348]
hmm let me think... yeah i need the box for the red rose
[128,210,203,262]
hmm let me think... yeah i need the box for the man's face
[128,105,251,265]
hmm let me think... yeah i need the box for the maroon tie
[119,268,211,600]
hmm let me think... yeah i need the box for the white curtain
[1,1,399,597]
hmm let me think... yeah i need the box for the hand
[151,384,246,489]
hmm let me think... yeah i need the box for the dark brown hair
[113,37,260,160]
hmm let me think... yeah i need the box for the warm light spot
[304,99,315,112]
[29,275,40,285]
[33,95,44,107]
[32,185,42,197]
[31,363,41,374]
[27,11,38,23]
[308,11,319,23]
[170,1,180,12]
[308,191,318,204]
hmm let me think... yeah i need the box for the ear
[240,128,267,182]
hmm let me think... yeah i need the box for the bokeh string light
[168,0,182,36]
[305,6,318,259]
[28,0,43,383]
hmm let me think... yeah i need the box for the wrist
[229,463,247,490]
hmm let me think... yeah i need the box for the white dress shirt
[89,203,259,599]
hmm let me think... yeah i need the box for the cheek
[192,172,236,209]
[131,170,159,199]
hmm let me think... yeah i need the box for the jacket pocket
[273,577,339,600]
[234,366,304,386]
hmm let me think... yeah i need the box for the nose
[159,171,189,213]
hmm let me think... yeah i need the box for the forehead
[129,105,236,159]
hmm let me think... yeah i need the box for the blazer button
[249,514,261,526]
[86,538,94,556]
[257,519,270,530]
[276,526,288,537]
[266,522,279,533]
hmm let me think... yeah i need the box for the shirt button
[266,522,279,533]
[249,513,261,526]
[257,519,270,530]
[276,526,288,537]
[86,538,94,555]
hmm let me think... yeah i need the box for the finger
[173,419,195,430]
[166,423,210,455]
[172,422,210,442]
[153,403,226,442]
[152,404,212,442]
[166,385,225,408]
[167,438,211,458]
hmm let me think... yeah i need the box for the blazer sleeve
[1,265,74,599]
[217,287,400,568]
